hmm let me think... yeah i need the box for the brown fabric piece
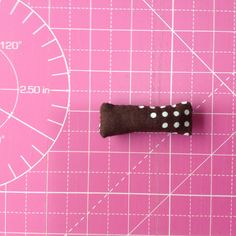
[100,102,192,138]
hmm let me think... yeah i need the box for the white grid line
[209,0,216,234]
[22,169,236,177]
[48,0,51,27]
[24,174,28,236]
[2,0,233,235]
[45,154,49,235]
[15,171,236,178]
[4,185,7,236]
[188,0,195,233]
[70,68,235,74]
[0,232,200,236]
[127,0,134,233]
[66,134,170,233]
[3,212,236,218]
[69,89,233,95]
[2,191,236,198]
[65,0,72,232]
[49,150,236,156]
[106,0,113,233]
[21,5,236,13]
[85,0,92,234]
[128,131,236,234]
[51,26,236,34]
[168,0,175,234]
[147,0,154,232]
[59,129,234,135]
[63,48,236,54]
[142,0,236,97]
[126,1,236,233]
[6,210,236,218]
[5,211,236,217]
[230,1,236,235]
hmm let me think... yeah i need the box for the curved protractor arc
[0,0,70,185]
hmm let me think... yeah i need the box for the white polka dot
[162,111,168,117]
[181,101,188,104]
[184,109,190,115]
[174,122,180,128]
[184,132,190,136]
[162,122,168,128]
[139,105,144,109]
[172,104,176,108]
[150,112,157,118]
[184,121,190,127]
[172,132,178,134]
[160,105,166,108]
[150,106,155,109]
[173,111,180,117]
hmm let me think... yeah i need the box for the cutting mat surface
[0,0,236,235]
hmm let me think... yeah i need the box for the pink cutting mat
[0,0,236,235]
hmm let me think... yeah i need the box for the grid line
[168,0,175,234]
[230,1,236,235]
[209,0,216,234]
[1,0,236,235]
[188,0,195,234]
[147,0,154,233]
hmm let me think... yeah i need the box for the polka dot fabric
[100,102,192,138]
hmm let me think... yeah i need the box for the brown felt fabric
[100,102,192,138]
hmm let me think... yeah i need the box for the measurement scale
[0,0,70,185]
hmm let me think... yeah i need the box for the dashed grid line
[24,174,28,236]
[51,27,236,34]
[45,154,49,235]
[168,0,175,234]
[85,0,92,234]
[209,0,216,234]
[128,0,236,234]
[142,0,235,97]
[5,171,236,178]
[106,0,113,233]
[3,191,236,198]
[49,149,236,155]
[1,0,234,235]
[69,89,233,95]
[4,185,7,236]
[127,131,236,234]
[18,5,236,14]
[5,211,236,218]
[148,0,154,233]
[67,134,170,234]
[188,0,195,234]
[230,1,236,235]
[65,1,72,232]
[127,0,134,233]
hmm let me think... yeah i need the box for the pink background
[1,0,236,235]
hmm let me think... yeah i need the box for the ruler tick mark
[52,72,70,77]
[33,24,46,35]
[8,164,16,178]
[10,1,20,15]
[51,104,67,110]
[22,11,33,24]
[41,38,56,48]
[20,155,31,168]
[32,145,44,156]
[48,55,63,62]
[48,119,63,126]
